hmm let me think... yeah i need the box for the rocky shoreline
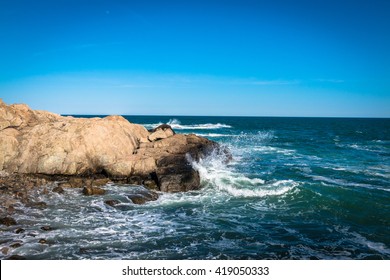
[0,99,228,259]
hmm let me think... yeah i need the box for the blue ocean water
[2,116,389,259]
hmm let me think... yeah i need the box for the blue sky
[0,0,389,117]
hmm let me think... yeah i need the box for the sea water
[1,116,389,259]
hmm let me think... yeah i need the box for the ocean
[2,116,390,259]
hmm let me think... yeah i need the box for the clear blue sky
[0,0,389,117]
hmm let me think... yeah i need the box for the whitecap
[141,119,232,130]
[190,150,297,198]
[195,133,232,137]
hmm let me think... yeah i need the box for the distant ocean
[4,116,390,259]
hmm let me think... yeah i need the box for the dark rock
[38,239,47,244]
[127,176,143,185]
[7,255,26,260]
[104,200,120,207]
[1,247,9,255]
[52,186,64,194]
[128,195,148,205]
[142,179,158,190]
[0,217,17,226]
[128,190,159,205]
[148,124,175,133]
[69,178,84,188]
[41,226,53,231]
[82,186,106,196]
[27,201,47,209]
[15,228,25,234]
[156,155,201,192]
[10,242,22,248]
[79,247,88,254]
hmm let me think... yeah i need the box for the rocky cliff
[0,99,219,192]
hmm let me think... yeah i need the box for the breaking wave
[142,119,232,130]
[190,150,298,198]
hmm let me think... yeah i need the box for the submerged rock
[10,242,22,248]
[0,217,17,226]
[27,201,47,209]
[15,228,25,234]
[38,239,47,244]
[1,247,9,255]
[40,226,53,231]
[104,200,120,207]
[128,190,159,205]
[52,186,64,194]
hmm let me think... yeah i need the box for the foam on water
[142,119,232,130]
[191,150,297,198]
[253,146,296,156]
[195,133,232,137]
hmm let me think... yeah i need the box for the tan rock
[0,101,223,192]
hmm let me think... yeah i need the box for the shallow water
[1,116,389,259]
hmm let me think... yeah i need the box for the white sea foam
[336,143,389,153]
[336,227,390,255]
[195,133,232,137]
[309,174,388,192]
[253,146,296,156]
[142,119,232,130]
[191,150,297,198]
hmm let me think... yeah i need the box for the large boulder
[0,99,220,192]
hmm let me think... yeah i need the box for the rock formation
[0,99,220,192]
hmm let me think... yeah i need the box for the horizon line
[62,114,390,119]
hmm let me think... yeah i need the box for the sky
[0,0,389,117]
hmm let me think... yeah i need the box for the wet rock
[92,178,110,187]
[38,239,47,244]
[79,247,88,254]
[82,186,106,196]
[41,226,53,231]
[58,182,72,188]
[27,201,47,209]
[69,178,84,188]
[157,156,201,192]
[52,186,64,194]
[1,247,9,255]
[15,228,25,234]
[7,255,26,260]
[0,217,17,226]
[142,173,159,190]
[41,187,49,195]
[104,200,120,207]
[10,242,22,248]
[127,176,143,185]
[128,190,159,205]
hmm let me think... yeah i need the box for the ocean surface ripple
[1,116,389,259]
